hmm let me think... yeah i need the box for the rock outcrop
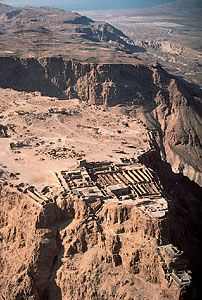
[0,175,195,300]
[139,148,202,300]
[0,184,60,300]
[0,56,201,186]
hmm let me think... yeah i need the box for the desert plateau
[0,1,201,300]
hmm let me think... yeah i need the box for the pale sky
[1,0,175,10]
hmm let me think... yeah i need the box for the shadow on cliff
[47,229,64,300]
[0,57,69,99]
[36,202,75,300]
[139,150,202,300]
[172,73,202,118]
[49,205,76,300]
[0,56,201,109]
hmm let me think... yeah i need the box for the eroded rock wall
[0,56,201,185]
[139,149,202,299]
[0,183,191,300]
[0,184,71,300]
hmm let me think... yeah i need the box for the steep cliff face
[139,149,202,300]
[148,70,202,186]
[0,57,200,107]
[0,185,62,300]
[0,57,153,104]
[0,182,189,300]
[0,56,201,185]
[53,197,166,300]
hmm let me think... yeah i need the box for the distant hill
[166,0,202,9]
[0,5,145,59]
[150,0,202,14]
[0,2,13,14]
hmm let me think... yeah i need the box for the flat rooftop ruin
[6,159,168,218]
[158,244,192,288]
[55,159,168,219]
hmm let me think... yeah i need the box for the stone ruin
[54,159,192,289]
[0,124,8,137]
[158,244,192,288]
[56,159,168,219]
[2,157,191,290]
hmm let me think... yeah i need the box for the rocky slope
[0,175,195,300]
[0,4,201,300]
[0,56,201,186]
[0,3,12,15]
[0,5,144,59]
[0,184,61,300]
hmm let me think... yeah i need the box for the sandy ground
[0,88,149,190]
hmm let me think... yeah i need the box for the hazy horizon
[1,0,176,11]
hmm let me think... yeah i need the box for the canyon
[0,2,201,300]
[0,56,201,186]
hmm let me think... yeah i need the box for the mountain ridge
[0,3,201,299]
[0,5,145,59]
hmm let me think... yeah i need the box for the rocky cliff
[0,56,201,186]
[0,184,61,299]
[139,149,202,300]
[0,179,194,300]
